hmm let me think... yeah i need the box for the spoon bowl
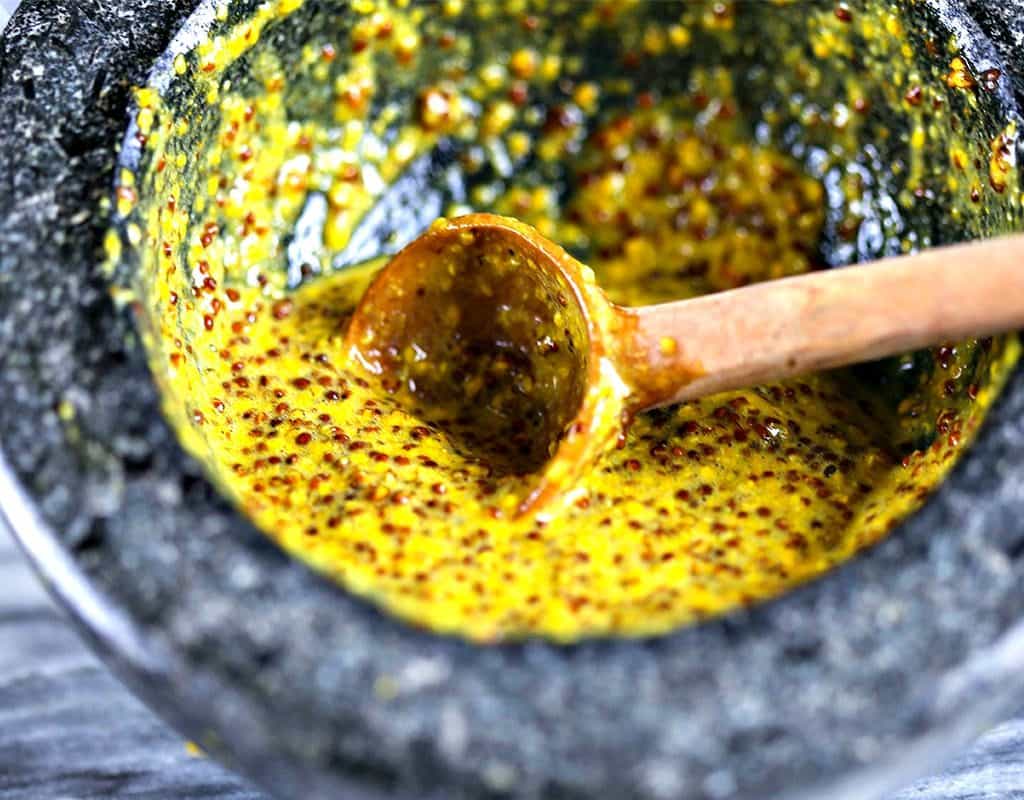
[345,214,629,512]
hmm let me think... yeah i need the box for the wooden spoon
[345,213,1024,516]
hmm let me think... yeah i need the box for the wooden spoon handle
[619,234,1024,409]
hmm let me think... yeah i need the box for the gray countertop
[2,521,1024,800]
[0,524,260,800]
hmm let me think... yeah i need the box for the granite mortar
[3,2,1024,799]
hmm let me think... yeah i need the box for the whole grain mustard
[122,0,1020,641]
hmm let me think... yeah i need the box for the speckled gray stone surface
[6,519,1024,800]
[964,0,1024,102]
[4,2,1024,800]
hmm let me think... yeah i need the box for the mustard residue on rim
[118,0,1022,642]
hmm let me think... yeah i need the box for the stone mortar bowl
[3,1,1024,799]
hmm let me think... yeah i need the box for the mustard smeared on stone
[117,0,1021,642]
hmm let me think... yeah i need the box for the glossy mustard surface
[116,0,1021,641]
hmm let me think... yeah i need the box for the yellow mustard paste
[118,0,1021,641]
